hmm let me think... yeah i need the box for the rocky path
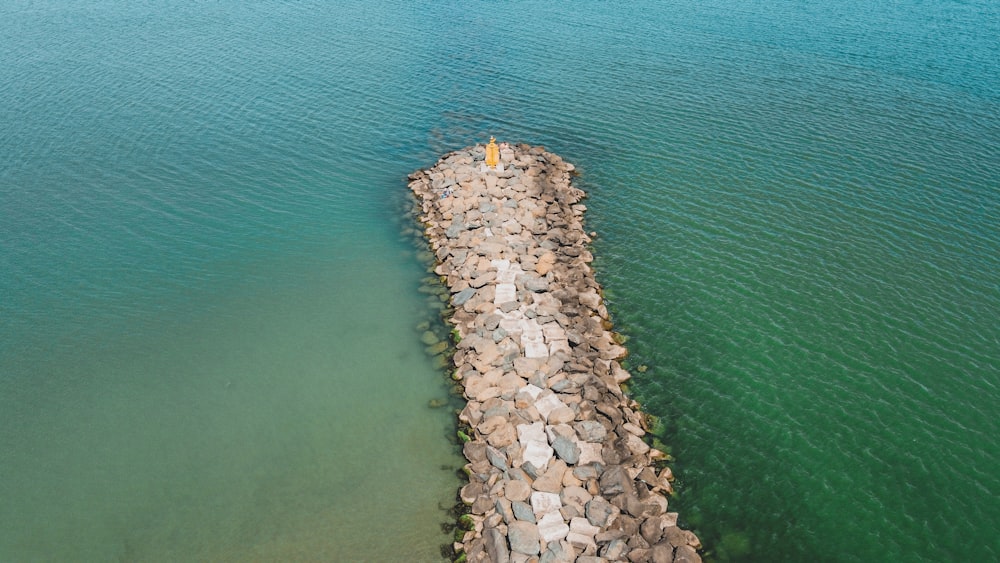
[409,143,702,563]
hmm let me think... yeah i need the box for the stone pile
[409,143,702,563]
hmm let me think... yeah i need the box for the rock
[487,422,518,448]
[486,446,509,471]
[663,526,687,547]
[523,276,549,292]
[548,406,577,425]
[505,478,531,502]
[585,497,615,527]
[531,462,565,493]
[496,498,515,524]
[508,521,541,556]
[650,543,674,563]
[575,420,608,442]
[641,514,667,545]
[511,500,535,522]
[453,287,477,306]
[539,540,572,563]
[560,486,593,513]
[551,435,581,465]
[463,441,487,463]
[536,511,570,543]
[673,544,702,563]
[601,538,628,561]
[599,465,633,496]
[420,330,440,346]
[530,491,562,518]
[484,526,511,563]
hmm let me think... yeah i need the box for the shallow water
[2,0,998,560]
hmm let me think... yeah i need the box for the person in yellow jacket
[485,136,500,169]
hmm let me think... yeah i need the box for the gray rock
[586,497,615,527]
[507,521,541,555]
[574,420,608,442]
[524,276,549,292]
[599,465,633,496]
[573,464,601,480]
[601,538,628,561]
[511,500,536,523]
[552,435,581,465]
[446,222,466,239]
[486,445,509,472]
[539,539,571,563]
[521,461,542,480]
[453,287,477,306]
[484,525,511,563]
[484,313,503,330]
[496,498,515,524]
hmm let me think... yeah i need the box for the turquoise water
[2,1,997,561]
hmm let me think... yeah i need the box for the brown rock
[504,479,532,502]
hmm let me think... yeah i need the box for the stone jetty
[408,142,702,563]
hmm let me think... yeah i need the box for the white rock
[566,531,597,553]
[534,393,568,421]
[524,341,549,359]
[517,421,547,443]
[522,440,554,470]
[536,511,570,543]
[496,266,521,283]
[570,517,601,537]
[530,491,563,518]
[495,283,517,304]
[521,384,545,400]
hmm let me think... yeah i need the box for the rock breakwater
[409,143,702,563]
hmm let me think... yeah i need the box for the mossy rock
[457,514,476,531]
[426,341,449,356]
[421,330,441,346]
[428,398,448,409]
[646,413,667,437]
[456,430,471,443]
[416,320,431,331]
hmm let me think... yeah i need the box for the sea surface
[1,1,997,561]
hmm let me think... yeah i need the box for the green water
[2,0,998,560]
